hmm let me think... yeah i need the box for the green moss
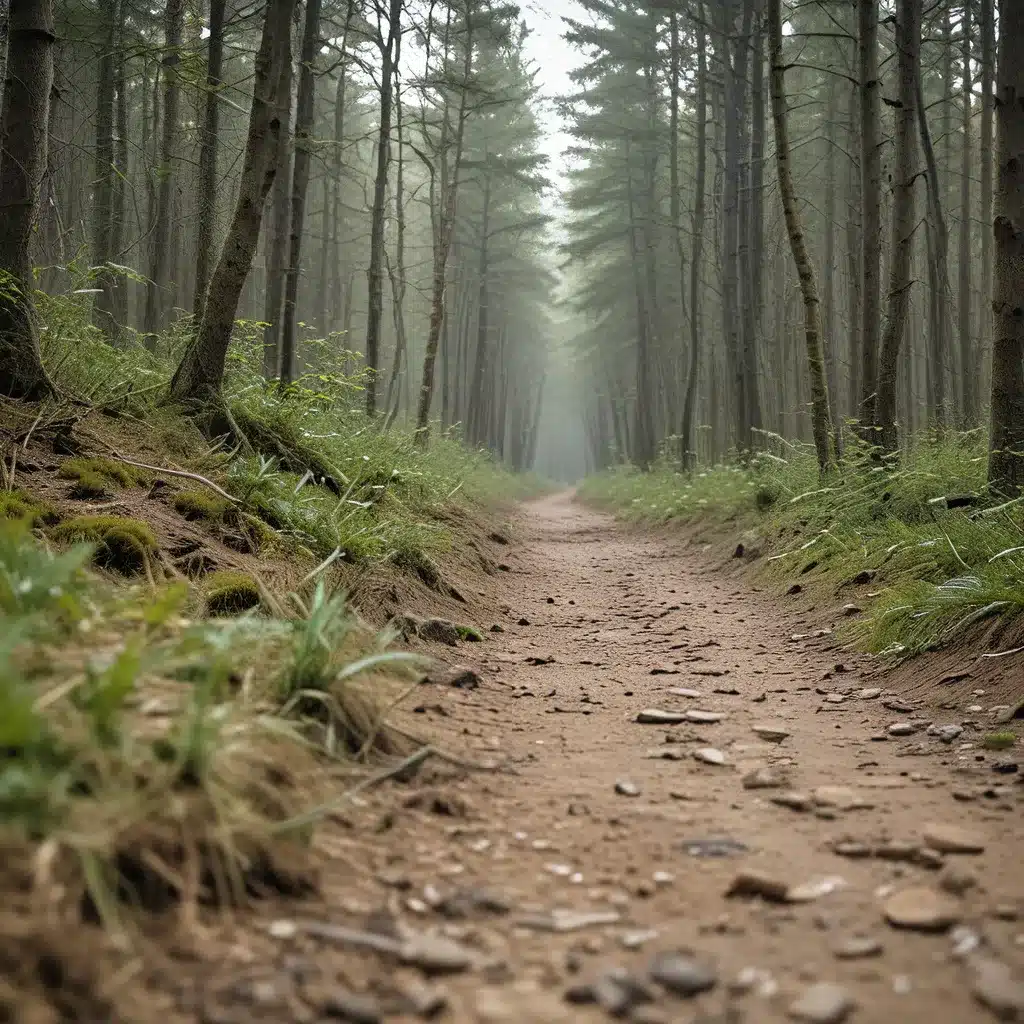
[0,489,59,526]
[173,489,235,524]
[203,570,261,616]
[52,515,157,576]
[455,624,484,642]
[58,457,148,498]
[983,732,1016,751]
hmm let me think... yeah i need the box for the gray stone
[615,778,641,797]
[752,724,791,743]
[788,983,856,1023]
[888,722,917,736]
[883,887,961,932]
[636,708,688,725]
[648,952,717,997]
[833,936,883,960]
[693,747,727,766]
[743,766,789,790]
[923,823,986,854]
[685,709,725,723]
[970,956,1024,1020]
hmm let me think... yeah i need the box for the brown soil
[7,491,1024,1023]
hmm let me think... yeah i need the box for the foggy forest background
[0,0,1020,488]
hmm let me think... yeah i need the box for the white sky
[519,0,586,210]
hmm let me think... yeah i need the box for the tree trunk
[143,0,185,345]
[167,0,295,432]
[414,6,473,447]
[109,35,129,327]
[858,0,883,429]
[681,2,707,472]
[958,0,974,425]
[0,0,56,399]
[987,0,1024,495]
[365,0,401,415]
[90,0,117,338]
[846,79,862,419]
[768,0,833,472]
[262,56,292,380]
[384,49,409,430]
[193,0,227,322]
[466,169,491,448]
[916,60,951,433]
[980,0,995,382]
[874,0,919,454]
[823,73,841,438]
[279,0,324,385]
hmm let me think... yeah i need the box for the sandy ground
[138,492,1024,1023]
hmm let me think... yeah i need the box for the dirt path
[196,493,1024,1024]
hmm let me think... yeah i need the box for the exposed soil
[8,491,1024,1023]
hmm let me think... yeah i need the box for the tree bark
[987,0,1024,495]
[143,0,185,345]
[874,0,919,454]
[858,0,882,429]
[0,0,56,400]
[90,0,118,338]
[193,0,227,323]
[916,59,951,433]
[365,0,401,415]
[167,0,295,432]
[262,55,292,380]
[980,0,995,379]
[414,5,473,446]
[279,0,324,385]
[958,0,974,425]
[681,2,707,472]
[768,0,833,472]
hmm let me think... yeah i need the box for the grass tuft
[57,457,148,498]
[203,570,262,616]
[51,515,158,576]
[0,489,59,526]
[172,488,236,524]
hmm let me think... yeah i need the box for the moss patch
[58,457,148,498]
[0,490,59,526]
[172,489,236,524]
[203,570,261,616]
[983,732,1017,751]
[52,515,157,575]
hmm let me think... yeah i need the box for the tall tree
[858,0,882,430]
[0,0,56,399]
[143,0,185,345]
[365,0,402,416]
[988,0,1024,495]
[90,0,118,338]
[874,0,920,454]
[279,0,326,385]
[167,0,295,432]
[768,0,833,472]
[958,0,974,424]
[193,0,227,322]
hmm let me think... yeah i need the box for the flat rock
[856,688,881,700]
[884,886,961,932]
[813,786,871,811]
[833,935,883,960]
[888,722,917,736]
[648,952,717,997]
[615,779,641,797]
[400,934,476,974]
[772,791,812,811]
[971,957,1024,1019]
[923,823,986,854]
[637,708,688,725]
[928,723,964,743]
[693,747,727,766]
[685,709,725,723]
[788,982,856,1023]
[668,688,703,698]
[743,766,789,790]
[752,724,791,743]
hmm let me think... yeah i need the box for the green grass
[0,515,421,935]
[57,456,148,497]
[580,433,1024,658]
[34,288,546,573]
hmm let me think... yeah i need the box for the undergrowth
[0,518,420,937]
[30,281,546,570]
[581,431,1024,658]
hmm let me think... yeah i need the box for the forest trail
[196,492,1024,1024]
